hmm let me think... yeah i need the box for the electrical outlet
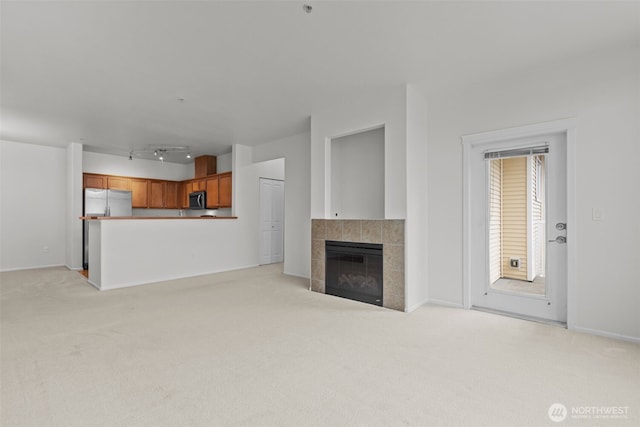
[509,258,520,269]
[43,246,49,253]
[592,208,603,221]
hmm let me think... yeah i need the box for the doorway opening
[488,155,546,297]
[462,119,576,325]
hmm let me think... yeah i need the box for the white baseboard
[472,306,567,328]
[405,297,429,313]
[283,271,309,279]
[570,325,640,344]
[65,265,83,271]
[427,298,465,309]
[0,264,64,273]
[97,264,259,291]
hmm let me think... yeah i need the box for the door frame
[462,118,577,328]
[259,177,285,265]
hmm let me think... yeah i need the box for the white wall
[310,87,407,219]
[405,85,429,310]
[1,141,67,271]
[426,45,640,340]
[83,151,193,181]
[90,219,265,289]
[217,152,232,173]
[253,132,311,278]
[330,127,384,219]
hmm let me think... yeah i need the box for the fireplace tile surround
[311,219,405,311]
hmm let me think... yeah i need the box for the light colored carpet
[1,265,638,426]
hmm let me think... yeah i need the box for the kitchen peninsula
[83,216,240,290]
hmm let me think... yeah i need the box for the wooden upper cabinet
[203,172,232,208]
[131,179,149,208]
[107,176,131,191]
[183,182,193,208]
[206,176,219,208]
[177,182,187,209]
[194,155,217,178]
[219,172,232,208]
[84,173,107,189]
[148,180,166,208]
[165,181,179,209]
[83,171,230,210]
[190,179,206,192]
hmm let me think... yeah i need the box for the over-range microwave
[189,191,206,209]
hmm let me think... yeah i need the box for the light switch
[592,208,603,221]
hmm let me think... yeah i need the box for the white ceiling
[2,1,638,163]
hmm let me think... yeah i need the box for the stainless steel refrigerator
[83,189,133,269]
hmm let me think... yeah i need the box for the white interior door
[468,133,568,323]
[260,178,285,265]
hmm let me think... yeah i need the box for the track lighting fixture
[128,146,192,163]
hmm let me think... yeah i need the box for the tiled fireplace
[311,219,405,311]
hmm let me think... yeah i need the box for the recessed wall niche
[330,127,385,219]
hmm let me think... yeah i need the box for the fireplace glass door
[325,241,383,306]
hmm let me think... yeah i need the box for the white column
[66,142,83,270]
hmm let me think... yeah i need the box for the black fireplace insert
[325,240,383,306]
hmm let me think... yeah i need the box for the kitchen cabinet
[205,172,232,208]
[205,176,219,208]
[148,180,166,208]
[82,170,228,210]
[165,181,179,209]
[194,155,217,178]
[107,176,131,191]
[84,173,107,189]
[219,172,232,208]
[192,179,206,192]
[179,182,191,209]
[183,182,193,208]
[131,179,149,208]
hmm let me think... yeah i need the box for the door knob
[548,236,567,244]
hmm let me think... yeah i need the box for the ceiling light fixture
[128,99,193,163]
[303,4,312,13]
[128,145,192,163]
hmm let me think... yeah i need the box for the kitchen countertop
[80,216,237,220]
